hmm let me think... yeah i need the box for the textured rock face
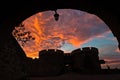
[0,60,26,80]
[0,35,27,80]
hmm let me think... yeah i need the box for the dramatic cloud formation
[12,9,120,68]
[18,9,110,58]
[12,9,120,69]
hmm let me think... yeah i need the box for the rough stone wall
[0,35,27,80]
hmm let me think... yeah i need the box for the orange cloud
[69,37,82,47]
[14,9,110,58]
[26,51,39,59]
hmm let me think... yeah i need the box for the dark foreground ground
[27,72,120,80]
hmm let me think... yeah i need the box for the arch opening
[12,9,120,69]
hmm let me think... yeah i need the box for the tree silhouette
[12,23,35,46]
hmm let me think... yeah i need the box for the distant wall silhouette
[16,47,104,77]
[27,49,65,76]
[71,47,101,73]
[71,48,85,71]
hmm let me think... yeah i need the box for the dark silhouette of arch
[0,0,120,79]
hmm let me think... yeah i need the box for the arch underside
[0,1,120,79]
[1,1,120,50]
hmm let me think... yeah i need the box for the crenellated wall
[71,47,101,73]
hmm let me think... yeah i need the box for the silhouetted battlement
[71,47,101,73]
[39,49,64,57]
[36,47,103,75]
[0,47,105,78]
[28,49,65,76]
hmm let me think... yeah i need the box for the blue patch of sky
[81,32,118,49]
[60,42,76,53]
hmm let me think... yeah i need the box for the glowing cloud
[14,9,110,58]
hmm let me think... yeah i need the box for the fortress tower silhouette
[37,47,103,75]
[71,47,101,73]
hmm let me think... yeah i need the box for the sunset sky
[13,9,120,69]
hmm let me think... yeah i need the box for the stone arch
[1,1,120,50]
[0,1,120,60]
[0,1,120,79]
